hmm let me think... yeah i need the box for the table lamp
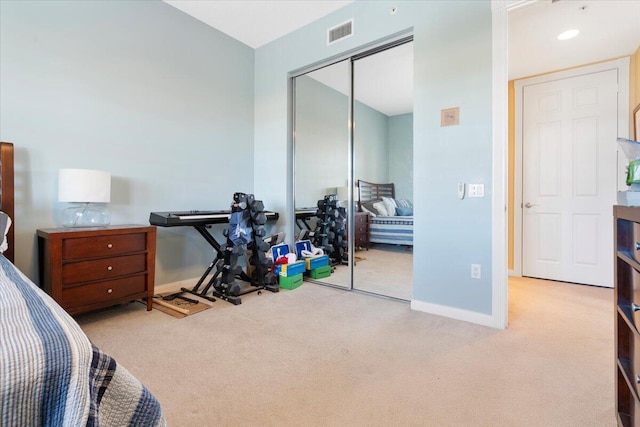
[58,168,111,227]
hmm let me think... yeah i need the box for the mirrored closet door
[292,37,413,299]
[293,60,350,288]
[352,41,414,300]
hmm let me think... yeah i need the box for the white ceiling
[163,0,354,49]
[508,0,640,80]
[306,42,413,116]
[163,0,640,115]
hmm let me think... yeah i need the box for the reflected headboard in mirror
[357,180,395,205]
[0,142,15,263]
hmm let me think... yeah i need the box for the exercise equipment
[205,192,279,304]
[311,194,348,265]
[164,193,279,305]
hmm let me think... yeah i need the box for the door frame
[512,58,631,277]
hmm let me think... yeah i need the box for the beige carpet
[76,276,614,426]
[314,245,413,300]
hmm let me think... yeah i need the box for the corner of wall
[508,80,515,271]
[631,46,640,137]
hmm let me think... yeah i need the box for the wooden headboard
[357,180,395,203]
[0,142,15,263]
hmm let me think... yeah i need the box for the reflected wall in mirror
[353,41,414,300]
[293,60,349,288]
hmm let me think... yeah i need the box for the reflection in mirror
[353,41,414,300]
[293,60,349,288]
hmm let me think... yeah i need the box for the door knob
[524,202,537,208]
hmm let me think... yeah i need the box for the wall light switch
[468,184,485,198]
[457,182,465,199]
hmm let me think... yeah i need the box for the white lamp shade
[58,169,111,203]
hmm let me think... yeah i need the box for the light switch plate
[468,184,484,198]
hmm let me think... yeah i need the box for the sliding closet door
[293,60,350,289]
[352,41,414,300]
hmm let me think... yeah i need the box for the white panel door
[522,69,618,287]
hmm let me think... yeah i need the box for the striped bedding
[368,215,413,246]
[0,255,165,427]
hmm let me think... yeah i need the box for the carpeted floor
[313,244,413,300]
[76,276,614,426]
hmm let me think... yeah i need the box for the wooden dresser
[353,211,369,250]
[614,206,640,426]
[37,225,156,315]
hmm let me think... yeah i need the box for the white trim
[491,0,509,329]
[506,0,540,12]
[155,277,199,294]
[513,57,631,278]
[411,299,496,328]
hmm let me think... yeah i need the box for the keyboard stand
[178,225,223,304]
[151,205,279,306]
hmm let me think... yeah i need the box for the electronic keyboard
[149,210,279,227]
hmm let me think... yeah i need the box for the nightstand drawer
[60,275,146,309]
[62,233,147,259]
[62,253,147,285]
[633,222,640,263]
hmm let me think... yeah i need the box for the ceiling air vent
[327,19,354,46]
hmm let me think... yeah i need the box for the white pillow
[381,197,397,217]
[372,201,390,216]
[0,211,11,254]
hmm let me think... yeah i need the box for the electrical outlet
[471,264,481,279]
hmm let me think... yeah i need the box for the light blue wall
[294,74,389,207]
[388,113,413,201]
[294,75,349,207]
[255,1,494,314]
[354,99,389,185]
[0,0,495,316]
[0,0,256,284]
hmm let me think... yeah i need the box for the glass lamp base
[62,203,110,228]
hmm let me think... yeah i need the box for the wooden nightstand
[353,211,369,250]
[37,225,156,315]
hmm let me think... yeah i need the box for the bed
[0,142,165,426]
[357,180,413,246]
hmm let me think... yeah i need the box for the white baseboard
[411,299,497,328]
[154,277,201,295]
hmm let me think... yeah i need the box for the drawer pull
[636,242,640,251]
[107,243,113,249]
[107,288,113,294]
[636,375,640,384]
[632,303,640,312]
[107,266,113,271]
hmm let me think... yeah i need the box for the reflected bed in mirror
[357,180,413,247]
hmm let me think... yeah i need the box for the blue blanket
[0,255,165,426]
[368,215,413,246]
